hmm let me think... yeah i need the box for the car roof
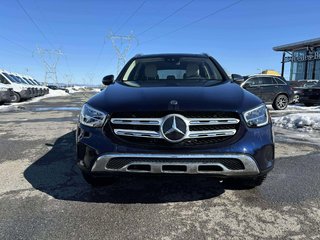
[248,74,283,78]
[132,53,210,59]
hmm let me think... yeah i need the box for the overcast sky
[1,0,320,85]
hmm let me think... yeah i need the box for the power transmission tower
[108,32,137,74]
[63,74,73,87]
[34,48,63,85]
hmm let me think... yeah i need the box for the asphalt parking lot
[0,93,320,240]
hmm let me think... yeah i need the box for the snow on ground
[267,104,320,113]
[66,86,101,94]
[0,90,69,113]
[272,113,320,131]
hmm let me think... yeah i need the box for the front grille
[106,111,240,147]
[106,157,245,170]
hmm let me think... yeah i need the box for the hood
[87,81,262,114]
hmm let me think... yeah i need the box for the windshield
[23,77,35,85]
[121,57,224,86]
[304,82,318,87]
[15,76,28,84]
[2,73,20,83]
[33,79,41,85]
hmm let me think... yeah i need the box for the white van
[23,75,47,96]
[15,74,40,97]
[0,70,32,102]
[31,78,49,94]
[0,83,14,104]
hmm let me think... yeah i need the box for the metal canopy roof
[273,37,320,51]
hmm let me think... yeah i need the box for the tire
[11,92,21,103]
[293,94,299,104]
[81,171,114,187]
[272,94,288,110]
[304,103,314,107]
[223,174,267,189]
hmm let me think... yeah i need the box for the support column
[281,52,285,77]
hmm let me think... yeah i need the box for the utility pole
[34,47,63,85]
[108,32,137,74]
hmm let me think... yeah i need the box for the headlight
[243,104,269,127]
[79,104,108,127]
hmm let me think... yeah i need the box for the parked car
[0,84,14,104]
[289,80,319,103]
[77,53,274,188]
[299,82,320,106]
[239,75,294,110]
[0,71,32,102]
[47,84,69,93]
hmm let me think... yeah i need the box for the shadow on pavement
[24,131,228,203]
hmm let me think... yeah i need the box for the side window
[273,77,285,85]
[0,75,9,84]
[260,77,274,85]
[246,77,259,86]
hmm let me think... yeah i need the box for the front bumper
[77,122,275,178]
[299,96,320,105]
[88,153,260,176]
[20,90,32,99]
[0,90,13,103]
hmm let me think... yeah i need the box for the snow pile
[0,89,69,112]
[272,113,320,131]
[47,89,69,97]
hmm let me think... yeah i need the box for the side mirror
[231,74,244,83]
[102,75,114,85]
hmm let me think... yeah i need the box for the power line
[139,0,244,45]
[0,34,43,66]
[92,39,106,72]
[15,0,55,48]
[114,0,148,34]
[91,0,147,80]
[17,0,75,81]
[0,34,33,52]
[137,0,195,36]
[35,0,74,78]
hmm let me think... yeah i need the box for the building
[273,38,320,80]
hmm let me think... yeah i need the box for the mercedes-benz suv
[77,54,274,188]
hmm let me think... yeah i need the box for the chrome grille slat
[188,118,239,125]
[111,118,162,126]
[114,129,161,138]
[188,129,237,138]
[110,113,240,143]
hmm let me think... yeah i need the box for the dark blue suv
[77,54,274,188]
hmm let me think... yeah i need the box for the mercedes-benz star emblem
[161,114,187,143]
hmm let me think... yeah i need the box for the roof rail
[201,53,210,57]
